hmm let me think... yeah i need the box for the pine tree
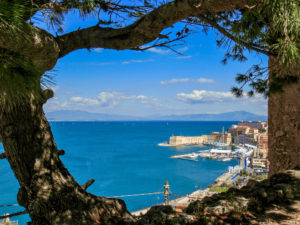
[0,0,299,224]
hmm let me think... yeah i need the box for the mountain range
[46,110,267,121]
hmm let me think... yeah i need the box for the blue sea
[0,121,238,224]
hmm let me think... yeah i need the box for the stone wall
[268,58,300,176]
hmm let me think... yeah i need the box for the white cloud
[176,90,266,104]
[44,97,68,112]
[48,91,161,110]
[147,48,171,55]
[70,97,100,106]
[134,95,160,105]
[97,91,128,107]
[160,78,214,85]
[177,47,189,52]
[90,59,153,66]
[196,78,214,83]
[121,59,153,64]
[95,62,116,66]
[176,55,192,59]
[177,90,234,104]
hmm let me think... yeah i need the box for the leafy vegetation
[251,174,268,181]
[209,183,234,193]
[189,0,300,97]
[239,170,250,176]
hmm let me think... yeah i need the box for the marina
[170,144,255,162]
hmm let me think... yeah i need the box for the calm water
[0,121,238,224]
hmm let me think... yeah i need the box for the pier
[170,153,199,159]
[170,150,238,161]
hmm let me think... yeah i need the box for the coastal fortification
[168,132,231,146]
[169,135,208,145]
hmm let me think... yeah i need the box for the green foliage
[194,0,300,96]
[0,0,30,40]
[0,49,44,104]
[251,174,267,181]
[239,170,249,176]
[209,183,233,193]
[237,0,300,94]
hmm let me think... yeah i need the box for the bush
[239,170,249,176]
[209,183,233,193]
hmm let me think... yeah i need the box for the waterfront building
[228,125,250,137]
[238,121,265,130]
[253,148,267,158]
[233,134,257,145]
[228,122,267,146]
[169,135,208,145]
[258,134,268,150]
[209,131,232,144]
[252,148,269,169]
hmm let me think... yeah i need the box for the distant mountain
[46,110,143,121]
[153,111,267,121]
[46,110,267,121]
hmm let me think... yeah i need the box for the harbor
[140,121,269,217]
[169,144,256,162]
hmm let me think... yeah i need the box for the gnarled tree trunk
[268,57,300,176]
[0,88,133,224]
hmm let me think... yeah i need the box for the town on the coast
[134,121,269,216]
[159,120,269,183]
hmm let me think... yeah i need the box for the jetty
[170,149,237,161]
[170,153,199,161]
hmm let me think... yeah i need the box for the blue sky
[41,11,268,117]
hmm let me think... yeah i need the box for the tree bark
[0,88,134,225]
[268,57,300,176]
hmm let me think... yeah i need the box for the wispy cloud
[160,78,214,85]
[64,91,161,109]
[176,55,192,59]
[176,90,266,104]
[121,59,153,64]
[91,62,116,66]
[177,47,189,52]
[90,59,153,66]
[71,97,100,106]
[147,48,171,55]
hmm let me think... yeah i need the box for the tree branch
[57,0,257,58]
[196,15,271,56]
[0,25,59,72]
[57,149,65,156]
[0,210,27,220]
[0,152,6,159]
[81,179,95,191]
